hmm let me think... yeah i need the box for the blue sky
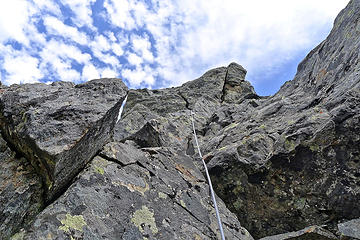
[0,0,350,96]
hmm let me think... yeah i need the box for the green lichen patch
[59,213,87,233]
[92,157,109,175]
[309,144,321,152]
[94,166,105,175]
[285,139,296,151]
[131,206,158,235]
[10,231,25,240]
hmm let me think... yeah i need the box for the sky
[0,0,350,96]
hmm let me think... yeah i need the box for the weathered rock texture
[0,1,359,240]
[0,132,43,238]
[259,226,337,240]
[22,142,252,240]
[200,0,360,238]
[338,218,360,239]
[0,79,128,202]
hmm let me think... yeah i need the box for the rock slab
[23,141,253,240]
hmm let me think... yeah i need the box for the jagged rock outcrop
[0,74,254,239]
[199,0,360,238]
[0,79,128,202]
[0,1,359,240]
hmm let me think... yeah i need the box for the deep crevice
[220,67,230,103]
[44,148,105,207]
[178,92,191,110]
[174,200,205,225]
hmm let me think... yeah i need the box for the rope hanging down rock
[190,110,226,240]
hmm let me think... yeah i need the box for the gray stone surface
[0,132,43,239]
[259,226,337,240]
[22,141,253,240]
[198,0,360,238]
[338,218,360,239]
[0,79,128,202]
[1,1,360,239]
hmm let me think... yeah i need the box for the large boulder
[0,79,128,202]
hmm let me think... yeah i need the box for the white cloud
[122,65,155,87]
[112,43,124,56]
[39,40,91,82]
[33,0,61,15]
[43,16,89,45]
[92,34,111,52]
[61,0,96,28]
[0,0,351,90]
[101,68,117,78]
[82,64,100,81]
[141,0,350,87]
[127,53,143,66]
[2,51,42,85]
[89,34,121,67]
[0,0,31,45]
[131,34,154,62]
[104,0,136,30]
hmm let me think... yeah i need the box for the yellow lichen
[158,192,167,199]
[131,206,158,235]
[59,214,86,233]
[217,146,227,151]
[94,166,105,175]
[180,200,186,208]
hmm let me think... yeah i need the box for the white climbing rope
[117,94,128,123]
[190,110,226,240]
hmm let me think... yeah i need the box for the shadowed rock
[0,132,43,239]
[200,0,360,238]
[0,78,128,202]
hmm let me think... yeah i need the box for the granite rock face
[23,141,252,240]
[198,0,360,238]
[0,79,128,202]
[1,1,360,240]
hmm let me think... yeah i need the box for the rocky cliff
[0,0,359,240]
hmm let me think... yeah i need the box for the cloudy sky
[0,0,350,95]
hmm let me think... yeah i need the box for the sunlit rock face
[0,1,359,239]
